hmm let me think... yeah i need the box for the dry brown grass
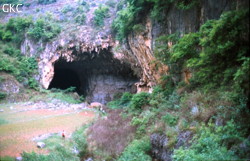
[87,110,136,157]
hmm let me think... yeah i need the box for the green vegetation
[0,16,61,91]
[40,87,83,104]
[0,118,8,125]
[108,92,149,111]
[0,54,38,89]
[93,5,110,27]
[162,113,179,127]
[21,124,90,161]
[0,92,7,100]
[130,92,150,111]
[1,17,33,45]
[173,121,244,160]
[0,0,20,5]
[38,0,57,5]
[118,138,152,161]
[105,0,116,8]
[0,156,14,161]
[107,92,132,109]
[27,18,61,42]
[71,125,88,157]
[112,0,199,42]
[74,14,86,25]
[155,9,249,93]
[105,13,249,154]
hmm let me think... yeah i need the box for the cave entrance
[48,49,139,104]
[48,67,81,94]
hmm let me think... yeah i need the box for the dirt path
[0,102,96,157]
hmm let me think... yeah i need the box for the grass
[0,104,96,157]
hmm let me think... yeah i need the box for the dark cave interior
[48,49,139,104]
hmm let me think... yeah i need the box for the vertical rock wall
[124,0,248,91]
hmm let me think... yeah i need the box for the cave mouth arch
[48,49,139,104]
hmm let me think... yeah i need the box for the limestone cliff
[2,0,248,102]
[120,0,248,91]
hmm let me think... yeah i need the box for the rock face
[123,0,248,89]
[150,133,172,161]
[0,73,22,94]
[126,18,168,92]
[13,0,248,100]
[151,131,193,161]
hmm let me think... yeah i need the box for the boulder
[90,102,103,108]
[191,105,199,116]
[175,131,193,149]
[85,158,93,161]
[37,142,46,148]
[150,133,172,161]
[72,146,79,154]
[16,157,22,161]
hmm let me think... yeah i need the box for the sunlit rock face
[48,49,138,104]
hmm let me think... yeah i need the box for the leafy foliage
[74,14,86,25]
[0,0,19,5]
[0,92,7,100]
[0,55,38,89]
[1,17,33,44]
[162,113,179,126]
[38,0,57,5]
[130,92,150,111]
[27,18,61,42]
[72,125,88,157]
[93,5,109,27]
[112,0,198,42]
[155,9,249,93]
[173,121,244,161]
[107,92,133,109]
[118,138,152,161]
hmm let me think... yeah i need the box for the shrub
[173,121,244,160]
[162,113,179,127]
[74,14,86,24]
[93,5,109,27]
[105,0,116,8]
[188,9,249,91]
[0,92,7,100]
[120,92,133,105]
[176,0,199,10]
[3,46,21,57]
[38,0,57,5]
[81,0,87,6]
[28,78,38,89]
[63,86,76,93]
[0,57,18,74]
[107,92,132,109]
[1,17,32,43]
[27,18,61,42]
[62,5,74,14]
[130,92,150,110]
[131,110,155,136]
[22,147,79,161]
[72,125,88,157]
[0,0,19,5]
[118,137,152,161]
